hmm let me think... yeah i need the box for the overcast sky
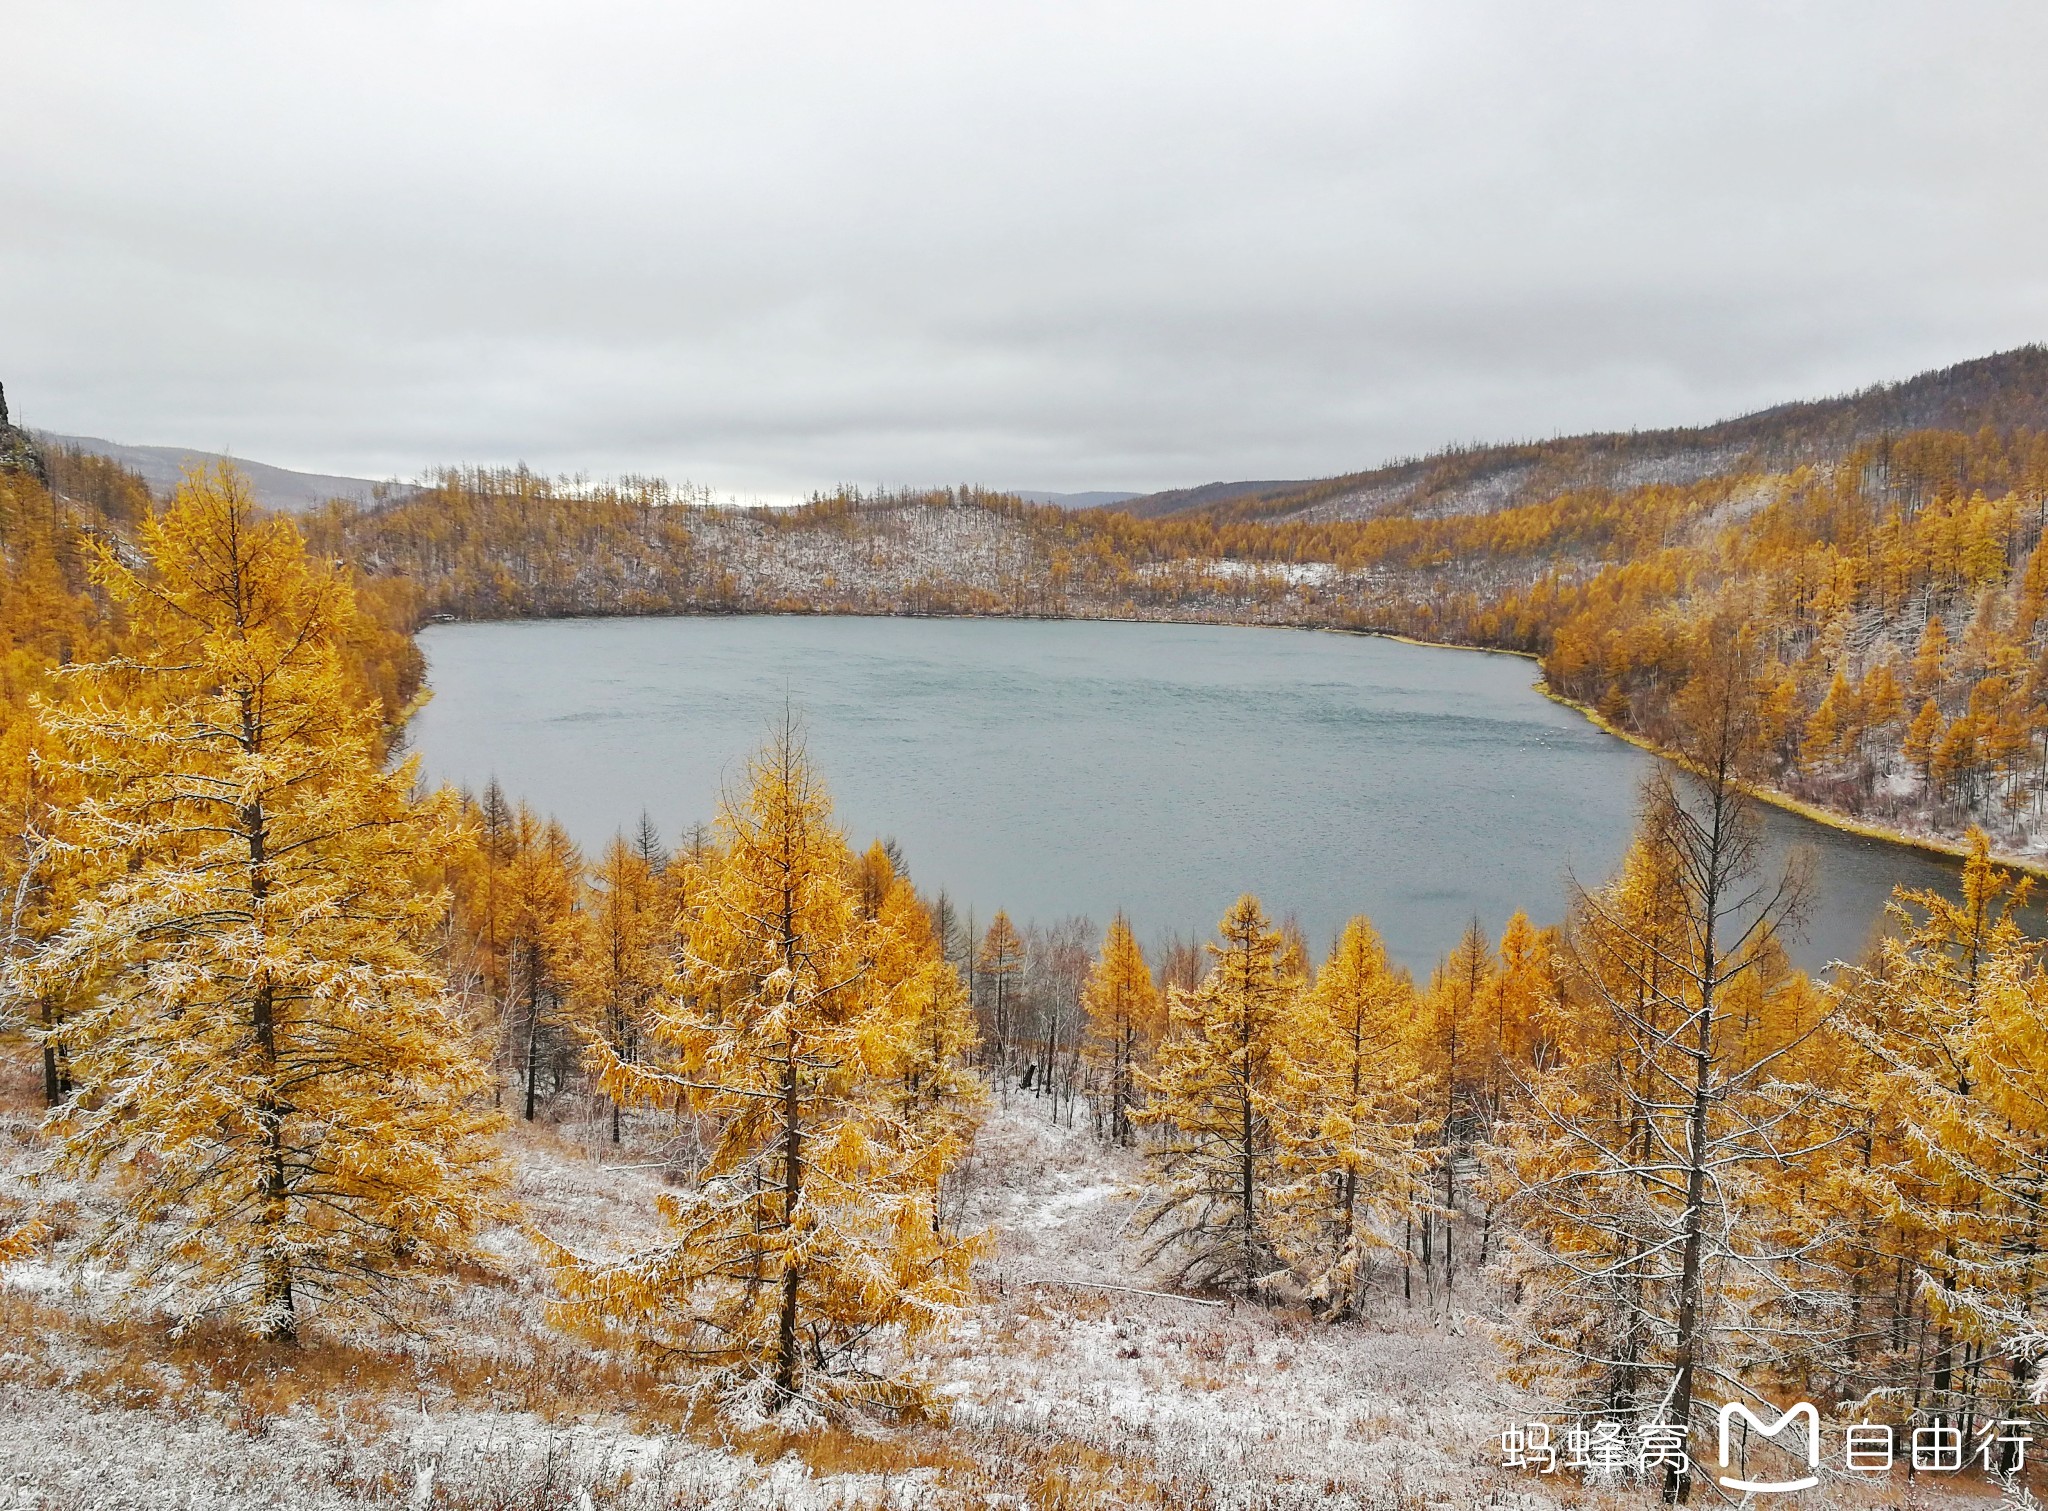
[4,2,2045,499]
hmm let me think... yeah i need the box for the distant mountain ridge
[1112,344,2048,524]
[1009,489,1144,509]
[30,344,2048,523]
[35,431,410,514]
[1109,479,1311,517]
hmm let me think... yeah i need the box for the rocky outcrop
[0,382,50,485]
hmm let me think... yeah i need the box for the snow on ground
[1131,558,1341,590]
[0,1379,940,1511]
[0,1066,1934,1508]
[935,1096,1553,1509]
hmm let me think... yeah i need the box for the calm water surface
[409,616,1973,975]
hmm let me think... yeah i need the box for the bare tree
[1495,629,1846,1503]
[1026,917,1095,1123]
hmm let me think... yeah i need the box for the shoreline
[1534,684,2048,883]
[413,605,2045,884]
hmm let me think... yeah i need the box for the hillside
[0,1071,1544,1510]
[1119,344,2048,524]
[35,430,410,513]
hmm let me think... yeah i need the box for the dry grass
[0,1059,2014,1508]
[0,1065,1224,1509]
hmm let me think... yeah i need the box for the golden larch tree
[1276,915,1421,1318]
[976,909,1025,1085]
[544,726,981,1416]
[871,857,985,1234]
[20,465,506,1341]
[1415,918,1494,1301]
[1837,829,2048,1443]
[505,805,582,1120]
[570,834,673,1143]
[1135,893,1302,1296]
[1080,912,1164,1146]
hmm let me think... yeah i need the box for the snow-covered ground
[0,1068,1931,1508]
[934,1098,1543,1508]
[1146,560,1341,588]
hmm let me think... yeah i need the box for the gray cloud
[4,1,2045,497]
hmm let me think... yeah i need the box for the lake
[408,615,1972,976]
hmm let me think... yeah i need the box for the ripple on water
[410,615,1979,974]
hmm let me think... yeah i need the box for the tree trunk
[1664,756,1733,1504]
[1239,996,1259,1298]
[1664,1016,1713,1503]
[253,976,296,1343]
[523,942,542,1122]
[39,997,65,1107]
[245,780,296,1344]
[773,1047,803,1404]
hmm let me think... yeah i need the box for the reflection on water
[408,616,1991,976]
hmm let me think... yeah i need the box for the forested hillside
[315,398,2048,866]
[1118,343,2048,524]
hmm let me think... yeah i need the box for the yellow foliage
[545,725,982,1416]
[1134,894,1303,1296]
[1275,916,1422,1316]
[1837,830,2047,1384]
[20,464,507,1340]
[1080,913,1163,1146]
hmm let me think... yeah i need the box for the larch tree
[856,840,983,1159]
[571,834,673,1143]
[473,778,518,1027]
[1277,915,1421,1319]
[442,778,518,1108]
[1491,836,1681,1417]
[1135,893,1302,1297]
[17,465,506,1341]
[1956,918,2048,1457]
[853,838,896,919]
[872,862,985,1235]
[976,910,1025,1087]
[1837,829,2048,1448]
[1417,918,1494,1302]
[1080,913,1163,1146]
[1488,911,1561,1099]
[1494,634,1838,1502]
[632,809,668,869]
[506,806,581,1121]
[928,889,963,975]
[544,725,981,1416]
[3,720,87,1108]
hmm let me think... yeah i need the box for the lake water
[408,615,1973,976]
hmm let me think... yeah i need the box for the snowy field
[0,1060,1953,1509]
